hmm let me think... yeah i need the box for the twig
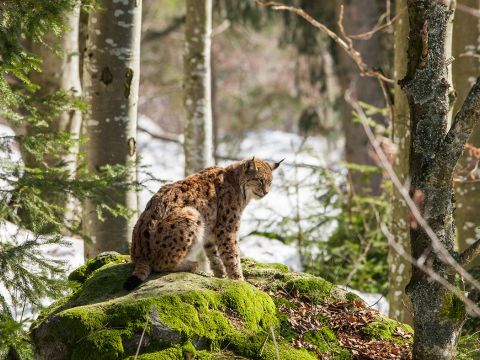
[368,294,385,310]
[258,332,270,356]
[134,320,148,360]
[457,3,480,18]
[142,15,185,43]
[137,125,183,144]
[255,0,394,84]
[137,125,340,171]
[348,6,406,40]
[381,223,480,317]
[459,238,480,269]
[345,91,480,295]
[270,326,280,360]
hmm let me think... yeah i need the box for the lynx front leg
[204,236,226,278]
[215,225,243,280]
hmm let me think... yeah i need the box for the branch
[381,223,480,317]
[344,91,480,294]
[457,3,480,18]
[137,125,182,144]
[348,6,406,40]
[137,126,332,170]
[254,0,394,84]
[428,77,480,186]
[459,238,480,269]
[141,15,185,44]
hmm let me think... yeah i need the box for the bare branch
[381,223,480,317]
[428,77,480,186]
[457,3,480,18]
[137,125,183,144]
[344,91,480,294]
[137,126,333,171]
[254,0,394,84]
[348,6,407,40]
[141,15,185,44]
[460,238,480,269]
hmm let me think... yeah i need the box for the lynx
[123,157,283,290]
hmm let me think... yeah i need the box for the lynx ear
[246,156,257,172]
[270,158,285,171]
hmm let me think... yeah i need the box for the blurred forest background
[3,0,480,358]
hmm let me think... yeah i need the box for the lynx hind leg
[151,206,204,273]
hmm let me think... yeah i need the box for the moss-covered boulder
[31,253,413,359]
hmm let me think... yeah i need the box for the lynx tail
[123,260,151,291]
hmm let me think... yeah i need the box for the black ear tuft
[271,158,285,171]
[123,275,142,291]
[246,156,257,172]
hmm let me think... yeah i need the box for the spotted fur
[123,157,282,290]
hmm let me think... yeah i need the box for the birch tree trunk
[401,1,480,358]
[336,0,385,195]
[453,0,480,265]
[82,0,141,258]
[183,0,214,176]
[28,5,82,224]
[387,0,412,325]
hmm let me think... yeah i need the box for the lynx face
[242,157,283,200]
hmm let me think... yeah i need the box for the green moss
[263,341,317,360]
[345,292,362,303]
[127,348,244,360]
[228,332,316,360]
[283,273,334,303]
[63,263,133,309]
[220,282,277,331]
[128,347,183,360]
[182,341,197,358]
[441,292,466,322]
[53,306,107,343]
[303,328,351,359]
[71,330,124,360]
[33,254,415,360]
[362,317,413,345]
[68,252,130,283]
[242,257,290,278]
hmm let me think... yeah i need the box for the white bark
[183,0,214,176]
[82,0,142,258]
[453,0,480,264]
[29,5,82,225]
[388,0,412,325]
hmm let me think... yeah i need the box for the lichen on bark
[401,1,480,358]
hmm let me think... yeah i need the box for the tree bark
[183,0,214,176]
[82,0,141,258]
[336,0,385,195]
[402,1,474,358]
[28,5,82,225]
[388,0,413,326]
[453,0,480,265]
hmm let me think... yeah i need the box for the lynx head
[241,156,283,200]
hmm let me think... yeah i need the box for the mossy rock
[31,253,412,359]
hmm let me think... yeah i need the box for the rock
[31,253,413,359]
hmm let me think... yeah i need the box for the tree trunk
[183,0,214,176]
[336,0,385,195]
[82,0,141,258]
[28,5,82,225]
[402,1,470,358]
[388,0,413,325]
[453,0,480,265]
